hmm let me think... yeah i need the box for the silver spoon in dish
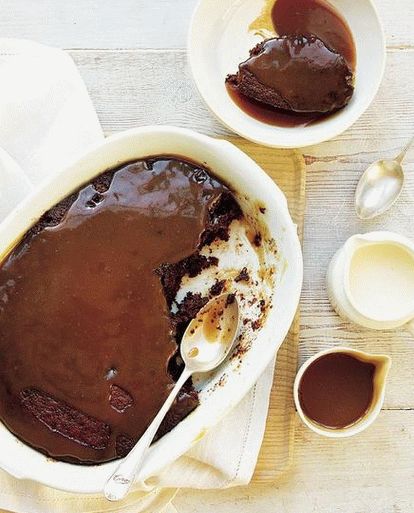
[355,135,414,220]
[104,293,240,502]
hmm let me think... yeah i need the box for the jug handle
[407,319,414,337]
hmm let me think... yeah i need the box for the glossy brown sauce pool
[226,81,327,128]
[272,0,356,70]
[226,0,356,127]
[298,353,375,429]
[0,157,230,464]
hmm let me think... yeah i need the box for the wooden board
[222,138,305,483]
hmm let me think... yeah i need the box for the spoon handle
[395,134,414,164]
[104,368,192,502]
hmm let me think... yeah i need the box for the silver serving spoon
[104,293,240,502]
[355,135,414,219]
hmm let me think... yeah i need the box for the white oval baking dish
[0,126,302,493]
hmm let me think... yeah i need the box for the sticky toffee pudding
[0,157,242,464]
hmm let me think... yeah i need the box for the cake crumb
[109,385,134,413]
[251,319,261,331]
[234,267,249,283]
[226,293,236,306]
[209,279,226,297]
[253,232,262,247]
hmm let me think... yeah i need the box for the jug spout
[371,353,391,370]
[372,354,391,408]
[343,231,398,259]
[351,350,391,403]
[349,349,391,374]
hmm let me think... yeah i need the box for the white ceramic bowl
[188,0,386,148]
[0,126,303,493]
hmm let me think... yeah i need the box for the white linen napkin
[0,39,275,513]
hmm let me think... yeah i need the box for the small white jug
[294,347,391,437]
[327,231,414,334]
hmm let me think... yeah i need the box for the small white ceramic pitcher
[327,231,414,334]
[294,347,391,437]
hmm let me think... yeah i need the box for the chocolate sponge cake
[0,157,242,464]
[226,35,354,114]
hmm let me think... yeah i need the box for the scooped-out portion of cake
[226,35,354,114]
[0,156,243,464]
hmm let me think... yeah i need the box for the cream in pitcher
[327,231,414,333]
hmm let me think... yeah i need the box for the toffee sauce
[272,0,356,70]
[0,157,229,464]
[226,81,326,128]
[227,0,356,127]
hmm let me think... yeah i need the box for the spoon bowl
[355,159,404,219]
[181,293,240,372]
[355,135,413,220]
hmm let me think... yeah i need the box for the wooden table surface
[2,1,413,511]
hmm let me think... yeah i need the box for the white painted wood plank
[70,49,414,141]
[70,49,230,136]
[299,140,414,410]
[0,0,194,49]
[70,47,414,408]
[175,411,414,513]
[0,0,413,49]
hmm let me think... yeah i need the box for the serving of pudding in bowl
[189,0,385,147]
[0,126,302,492]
